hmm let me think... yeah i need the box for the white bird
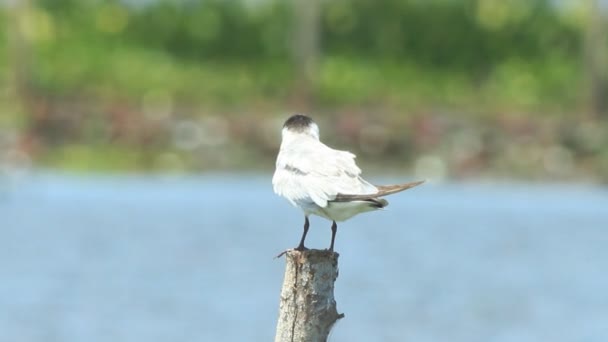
[272,114,424,251]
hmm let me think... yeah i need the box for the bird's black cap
[283,114,314,132]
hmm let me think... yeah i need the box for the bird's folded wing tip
[400,179,425,188]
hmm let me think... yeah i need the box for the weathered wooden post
[275,249,344,342]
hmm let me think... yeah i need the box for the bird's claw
[274,245,309,259]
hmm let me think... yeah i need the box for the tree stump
[275,249,344,342]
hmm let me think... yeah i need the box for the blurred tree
[292,0,320,108]
[585,0,608,118]
[6,0,53,157]
[7,0,33,107]
[0,0,588,113]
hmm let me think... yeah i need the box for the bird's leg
[329,221,338,252]
[295,216,310,251]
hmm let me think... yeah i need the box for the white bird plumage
[272,114,423,251]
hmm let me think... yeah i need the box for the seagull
[272,114,424,252]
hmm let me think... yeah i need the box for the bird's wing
[272,138,377,207]
[333,180,425,202]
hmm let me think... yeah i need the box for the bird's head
[282,114,320,141]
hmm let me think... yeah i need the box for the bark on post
[275,249,344,342]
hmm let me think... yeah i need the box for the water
[1,173,607,342]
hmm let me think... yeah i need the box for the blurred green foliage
[1,0,607,180]
[4,0,587,109]
[35,0,581,64]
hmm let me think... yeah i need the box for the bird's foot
[295,243,309,252]
[274,245,309,259]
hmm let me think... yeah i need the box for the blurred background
[1,0,608,341]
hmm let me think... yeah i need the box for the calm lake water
[1,173,607,342]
